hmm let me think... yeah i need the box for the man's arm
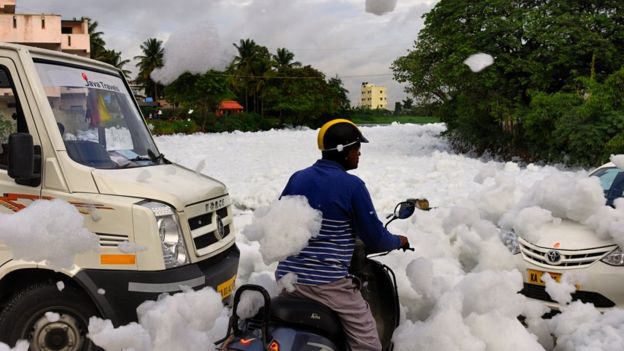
[351,181,403,252]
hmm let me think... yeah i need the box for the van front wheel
[0,282,100,351]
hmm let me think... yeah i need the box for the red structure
[216,100,244,116]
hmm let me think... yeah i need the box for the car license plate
[217,275,236,298]
[527,269,561,286]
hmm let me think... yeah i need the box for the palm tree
[134,38,164,99]
[273,48,301,69]
[86,18,106,61]
[100,49,131,78]
[230,39,273,113]
[232,39,258,71]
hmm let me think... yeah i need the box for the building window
[61,27,72,34]
[12,16,17,28]
[68,35,71,47]
[41,17,45,29]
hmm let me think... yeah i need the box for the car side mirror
[8,133,41,186]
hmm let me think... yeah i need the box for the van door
[0,57,43,214]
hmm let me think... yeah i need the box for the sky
[17,0,439,108]
[2,123,624,349]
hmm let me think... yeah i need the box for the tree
[86,18,106,61]
[165,71,233,131]
[273,48,301,69]
[229,39,272,115]
[99,49,131,78]
[134,38,164,100]
[263,66,349,126]
[392,0,624,164]
[401,97,413,110]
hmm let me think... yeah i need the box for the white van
[0,43,239,350]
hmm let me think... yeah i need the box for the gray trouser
[281,277,382,351]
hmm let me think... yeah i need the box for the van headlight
[601,247,624,266]
[141,201,189,268]
[501,229,520,255]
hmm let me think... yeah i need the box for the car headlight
[141,201,189,268]
[501,229,520,255]
[601,247,624,266]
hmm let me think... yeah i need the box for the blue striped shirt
[276,159,401,285]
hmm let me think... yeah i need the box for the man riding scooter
[275,119,410,350]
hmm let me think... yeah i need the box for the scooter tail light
[269,340,280,351]
[240,338,254,345]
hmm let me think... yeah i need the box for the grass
[349,115,440,125]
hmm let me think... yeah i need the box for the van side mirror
[8,133,41,186]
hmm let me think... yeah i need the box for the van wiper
[128,155,152,162]
[147,148,166,164]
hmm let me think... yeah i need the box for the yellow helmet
[317,119,369,152]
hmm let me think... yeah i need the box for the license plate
[527,269,561,286]
[217,275,236,298]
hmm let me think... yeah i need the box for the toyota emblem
[545,250,562,265]
[215,216,225,240]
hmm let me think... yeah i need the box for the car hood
[523,219,615,250]
[91,164,227,210]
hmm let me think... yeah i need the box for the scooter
[218,198,430,351]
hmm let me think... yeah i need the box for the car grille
[186,198,232,256]
[519,238,615,268]
[520,283,615,308]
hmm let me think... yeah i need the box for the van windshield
[34,62,161,169]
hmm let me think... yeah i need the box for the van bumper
[75,243,240,326]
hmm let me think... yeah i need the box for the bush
[148,119,199,135]
[605,134,624,157]
[522,73,624,166]
[148,112,278,135]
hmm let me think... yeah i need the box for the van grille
[96,233,129,247]
[519,238,615,268]
[186,197,232,256]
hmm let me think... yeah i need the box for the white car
[512,161,624,309]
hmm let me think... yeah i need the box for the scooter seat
[269,296,344,343]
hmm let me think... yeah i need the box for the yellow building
[0,0,90,57]
[360,82,387,109]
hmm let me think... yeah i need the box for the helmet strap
[321,140,358,152]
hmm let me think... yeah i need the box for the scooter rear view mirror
[395,201,416,219]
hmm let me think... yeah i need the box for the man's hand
[399,235,410,251]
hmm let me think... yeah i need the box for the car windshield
[34,61,161,169]
[592,166,624,207]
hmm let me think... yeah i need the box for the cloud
[18,0,439,106]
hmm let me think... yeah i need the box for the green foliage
[523,71,624,165]
[148,112,276,135]
[165,71,234,131]
[148,119,199,135]
[98,49,131,78]
[227,39,350,127]
[0,118,14,142]
[87,18,106,61]
[131,37,351,135]
[393,0,624,166]
[134,38,165,99]
[349,114,439,125]
[605,134,624,157]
